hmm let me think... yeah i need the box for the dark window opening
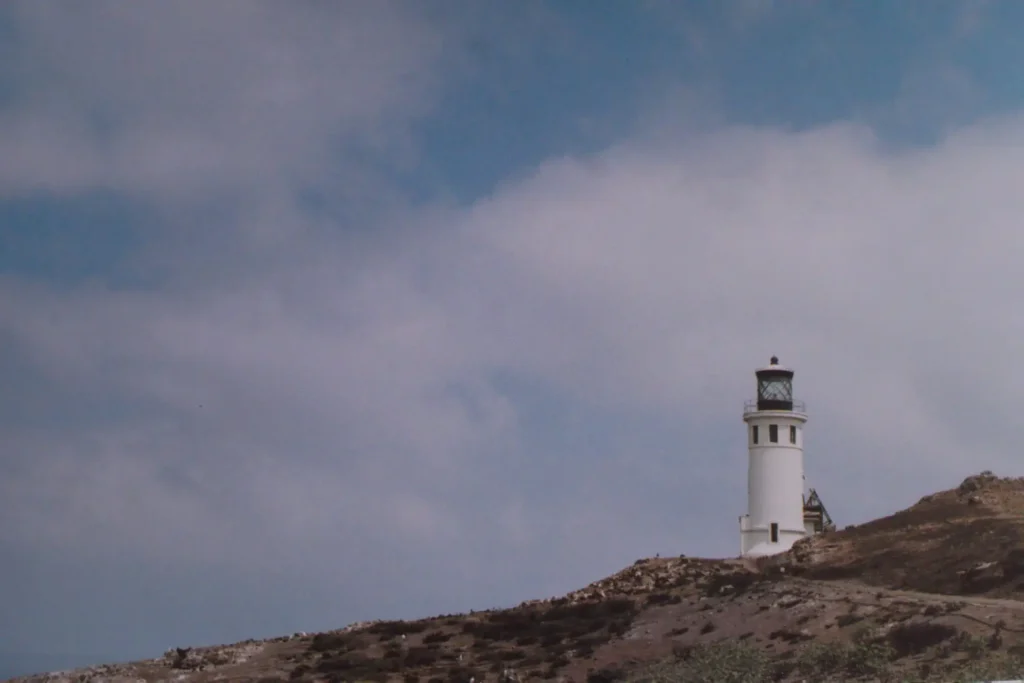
[790,425,797,444]
[751,425,759,444]
[769,424,778,443]
[770,523,779,543]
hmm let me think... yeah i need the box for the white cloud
[8,116,1024,585]
[0,1,449,199]
[955,0,994,38]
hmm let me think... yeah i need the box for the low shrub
[608,618,632,637]
[958,633,988,660]
[953,654,1024,682]
[835,613,863,627]
[645,592,682,606]
[496,649,526,661]
[315,651,372,672]
[627,642,768,683]
[572,634,606,651]
[470,639,493,652]
[886,621,959,657]
[367,619,430,637]
[404,646,440,667]
[587,665,626,683]
[547,654,571,670]
[547,599,635,621]
[767,629,812,645]
[308,633,353,653]
[701,571,760,598]
[383,641,405,658]
[843,641,894,677]
[466,600,635,644]
[539,632,563,648]
[851,624,876,645]
[315,650,406,679]
[795,641,846,676]
[521,653,546,667]
[446,666,481,683]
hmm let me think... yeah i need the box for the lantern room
[755,355,796,411]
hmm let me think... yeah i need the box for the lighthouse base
[739,515,806,557]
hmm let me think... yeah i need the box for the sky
[3,0,1024,668]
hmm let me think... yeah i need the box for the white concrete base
[740,515,805,557]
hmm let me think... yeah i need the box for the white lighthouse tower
[739,356,812,557]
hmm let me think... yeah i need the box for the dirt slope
[11,472,1024,683]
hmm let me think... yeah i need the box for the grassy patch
[462,599,638,652]
[628,641,768,683]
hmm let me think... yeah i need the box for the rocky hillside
[764,470,1024,598]
[12,472,1024,683]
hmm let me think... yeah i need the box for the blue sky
[3,0,1024,672]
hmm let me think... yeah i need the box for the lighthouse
[739,356,827,557]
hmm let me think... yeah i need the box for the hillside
[12,471,1024,683]
[766,470,1024,598]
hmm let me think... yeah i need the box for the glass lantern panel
[759,378,792,401]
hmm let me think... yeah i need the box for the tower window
[751,425,759,444]
[770,522,779,543]
[790,425,797,444]
[769,424,778,443]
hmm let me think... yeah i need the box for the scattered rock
[775,595,803,609]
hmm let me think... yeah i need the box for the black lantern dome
[755,355,795,411]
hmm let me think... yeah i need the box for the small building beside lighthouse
[739,356,833,558]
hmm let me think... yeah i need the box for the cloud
[0,1,451,202]
[954,0,994,38]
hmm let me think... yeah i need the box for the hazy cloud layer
[2,0,1023,663]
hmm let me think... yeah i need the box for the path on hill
[800,577,1024,609]
[783,576,1024,633]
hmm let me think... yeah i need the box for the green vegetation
[626,642,768,683]
[619,628,1024,683]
